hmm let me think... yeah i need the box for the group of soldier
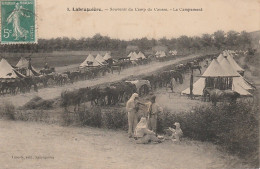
[126,93,164,144]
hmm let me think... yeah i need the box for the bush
[77,107,102,127]
[61,111,75,126]
[61,106,128,129]
[0,102,15,120]
[157,101,259,167]
[102,108,128,130]
[23,96,54,110]
[14,110,50,122]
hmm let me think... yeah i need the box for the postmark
[1,0,36,44]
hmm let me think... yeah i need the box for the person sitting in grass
[168,122,183,142]
[134,117,162,144]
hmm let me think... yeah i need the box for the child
[168,122,183,142]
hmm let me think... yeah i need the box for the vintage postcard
[0,0,259,169]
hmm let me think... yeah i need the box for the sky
[37,0,260,40]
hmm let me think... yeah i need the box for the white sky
[37,0,260,40]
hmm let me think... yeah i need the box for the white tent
[127,52,133,58]
[219,58,241,77]
[95,54,106,65]
[159,51,166,58]
[80,54,101,67]
[16,57,40,76]
[182,58,252,96]
[133,52,138,57]
[220,58,252,96]
[201,59,234,77]
[16,57,29,68]
[137,52,146,59]
[0,59,25,79]
[130,52,138,61]
[181,78,205,95]
[182,59,227,95]
[217,54,224,62]
[226,54,244,73]
[103,53,112,60]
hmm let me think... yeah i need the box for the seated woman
[134,117,161,144]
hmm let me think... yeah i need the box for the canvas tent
[181,78,205,96]
[137,52,146,59]
[217,54,224,62]
[16,57,40,76]
[0,59,25,79]
[159,51,166,58]
[130,52,138,61]
[181,58,252,96]
[219,58,252,96]
[80,54,101,68]
[103,53,112,60]
[95,54,106,65]
[170,50,178,55]
[181,59,229,95]
[226,54,244,74]
[127,52,133,58]
[201,59,235,77]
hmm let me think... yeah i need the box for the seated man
[134,117,161,144]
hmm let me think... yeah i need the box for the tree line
[0,30,252,53]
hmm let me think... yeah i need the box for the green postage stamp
[1,0,36,44]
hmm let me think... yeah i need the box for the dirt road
[0,54,200,107]
[0,120,248,169]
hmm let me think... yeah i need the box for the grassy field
[1,51,110,69]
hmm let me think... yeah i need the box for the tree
[213,30,225,49]
[238,31,251,49]
[226,31,239,48]
[201,34,213,49]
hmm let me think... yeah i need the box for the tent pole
[190,69,194,99]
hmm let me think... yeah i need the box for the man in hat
[147,95,163,135]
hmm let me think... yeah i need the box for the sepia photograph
[0,0,259,168]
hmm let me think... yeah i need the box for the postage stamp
[0,0,36,44]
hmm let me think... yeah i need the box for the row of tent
[181,51,253,96]
[169,50,178,56]
[80,50,177,67]
[0,57,40,79]
[155,51,166,58]
[80,51,148,68]
[128,52,146,61]
[217,50,244,74]
[80,53,112,68]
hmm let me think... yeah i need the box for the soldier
[147,95,163,135]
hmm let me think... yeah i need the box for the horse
[110,65,121,75]
[142,75,159,90]
[65,71,81,83]
[39,67,55,75]
[203,88,240,106]
[191,65,202,74]
[169,70,183,84]
[54,73,69,86]
[61,87,91,112]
